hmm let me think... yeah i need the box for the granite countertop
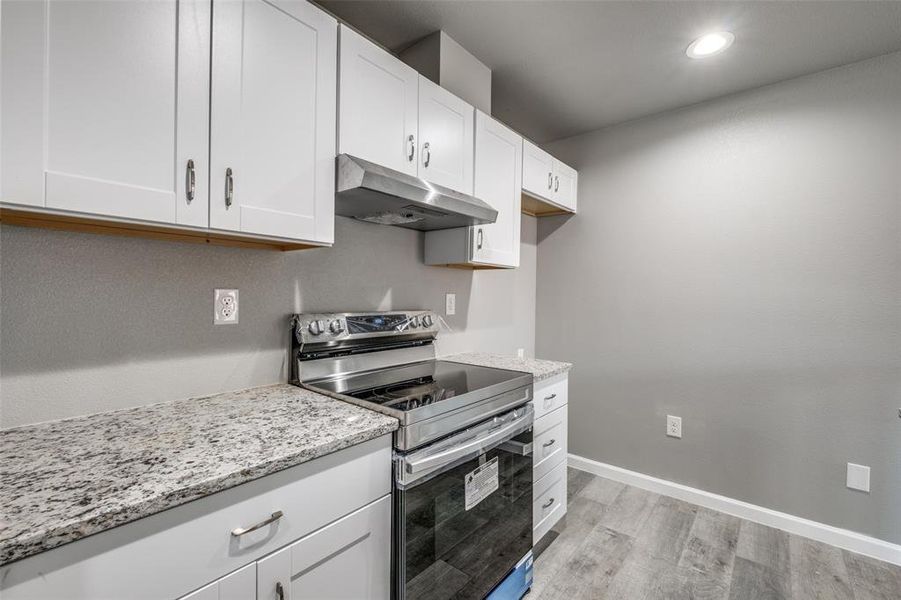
[443,352,572,382]
[0,384,398,566]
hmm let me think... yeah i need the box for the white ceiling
[317,0,901,143]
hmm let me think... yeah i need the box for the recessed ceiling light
[686,31,735,59]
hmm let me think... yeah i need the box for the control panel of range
[294,311,438,343]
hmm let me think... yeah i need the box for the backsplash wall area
[0,216,537,427]
[537,52,901,545]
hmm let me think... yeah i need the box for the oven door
[393,403,534,600]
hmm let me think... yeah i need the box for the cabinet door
[417,76,474,194]
[179,564,255,600]
[210,0,337,243]
[338,25,419,176]
[471,111,522,268]
[522,140,555,202]
[0,0,210,226]
[257,496,390,600]
[553,159,578,212]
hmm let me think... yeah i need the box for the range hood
[335,154,497,231]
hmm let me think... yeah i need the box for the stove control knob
[308,320,324,336]
[422,314,434,327]
[408,315,420,328]
[329,319,345,334]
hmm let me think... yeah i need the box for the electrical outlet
[445,293,456,316]
[666,415,682,439]
[846,463,870,493]
[214,289,239,325]
[516,348,525,359]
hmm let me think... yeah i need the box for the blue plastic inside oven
[485,551,533,600]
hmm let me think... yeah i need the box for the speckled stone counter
[0,384,397,566]
[443,352,572,382]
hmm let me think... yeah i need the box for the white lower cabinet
[181,564,256,600]
[1,436,392,600]
[532,373,569,543]
[257,496,390,600]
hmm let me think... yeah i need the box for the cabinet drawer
[1,436,392,600]
[533,461,567,544]
[257,495,390,600]
[533,405,567,482]
[533,373,568,420]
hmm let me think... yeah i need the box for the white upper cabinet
[470,111,523,267]
[424,111,522,269]
[338,27,475,195]
[522,140,555,202]
[339,25,419,177]
[1,0,210,227]
[552,159,578,212]
[521,139,577,213]
[417,76,474,195]
[210,0,337,244]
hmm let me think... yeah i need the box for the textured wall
[538,52,901,544]
[0,216,537,427]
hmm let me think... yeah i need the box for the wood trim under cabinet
[428,263,510,270]
[0,208,326,251]
[521,192,573,217]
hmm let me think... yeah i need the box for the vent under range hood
[335,154,498,231]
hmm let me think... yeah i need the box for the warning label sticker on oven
[464,456,499,511]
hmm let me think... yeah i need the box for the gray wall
[538,52,901,544]
[0,216,537,427]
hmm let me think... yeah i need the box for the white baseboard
[568,453,901,566]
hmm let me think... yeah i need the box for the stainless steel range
[291,310,535,600]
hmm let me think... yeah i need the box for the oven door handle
[404,405,533,475]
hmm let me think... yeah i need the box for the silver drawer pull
[554,175,559,192]
[231,510,283,537]
[422,141,431,167]
[225,167,234,208]
[275,582,285,600]
[548,172,553,189]
[544,393,557,401]
[407,135,415,161]
[542,497,555,509]
[542,439,556,448]
[185,159,195,203]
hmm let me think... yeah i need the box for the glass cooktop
[308,360,530,413]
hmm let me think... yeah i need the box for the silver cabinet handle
[225,168,234,208]
[542,439,556,448]
[185,159,195,203]
[231,510,283,537]
[542,498,555,509]
[548,172,553,190]
[554,175,559,192]
[476,228,483,249]
[544,393,557,402]
[275,582,285,600]
[407,135,415,162]
[422,142,431,167]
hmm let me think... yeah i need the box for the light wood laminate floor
[532,468,901,600]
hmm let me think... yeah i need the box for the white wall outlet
[666,415,682,439]
[214,289,239,325]
[516,348,525,359]
[445,293,456,316]
[846,463,870,493]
